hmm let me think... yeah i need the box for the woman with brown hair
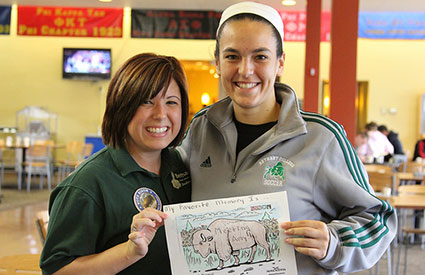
[40,53,191,274]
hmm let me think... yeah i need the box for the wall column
[303,0,321,112]
[329,0,359,142]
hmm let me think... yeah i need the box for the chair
[364,164,392,173]
[24,143,52,192]
[0,139,13,194]
[405,161,425,174]
[35,210,49,245]
[393,154,408,172]
[367,169,396,195]
[0,254,41,275]
[367,169,394,275]
[396,185,425,275]
[397,185,425,195]
[56,141,83,183]
[0,141,4,202]
[82,143,94,158]
[56,142,93,183]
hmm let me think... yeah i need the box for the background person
[178,2,396,274]
[378,124,404,162]
[413,136,425,161]
[40,53,191,274]
[365,121,394,163]
[355,131,374,163]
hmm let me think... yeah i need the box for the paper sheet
[164,191,297,275]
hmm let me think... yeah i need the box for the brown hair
[102,53,189,149]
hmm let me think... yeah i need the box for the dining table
[393,172,424,195]
[390,194,425,210]
[390,194,425,274]
[2,144,30,190]
[390,194,425,247]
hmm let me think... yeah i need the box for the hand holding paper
[282,220,330,260]
[164,191,298,275]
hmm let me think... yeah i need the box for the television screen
[63,48,111,80]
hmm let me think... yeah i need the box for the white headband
[217,1,284,46]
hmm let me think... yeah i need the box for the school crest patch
[133,187,162,211]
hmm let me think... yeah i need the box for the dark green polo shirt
[40,146,191,274]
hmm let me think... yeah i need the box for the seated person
[413,137,425,161]
[355,131,373,163]
[378,125,404,162]
[365,122,394,163]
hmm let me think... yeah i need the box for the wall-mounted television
[63,48,111,80]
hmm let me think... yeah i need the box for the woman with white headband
[178,1,396,274]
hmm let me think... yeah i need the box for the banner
[17,6,123,37]
[359,12,425,39]
[0,6,11,35]
[131,9,221,39]
[279,11,331,42]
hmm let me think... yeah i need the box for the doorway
[320,80,369,133]
[181,60,219,121]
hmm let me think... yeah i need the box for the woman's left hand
[281,220,330,260]
[127,208,168,259]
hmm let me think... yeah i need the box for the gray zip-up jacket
[178,83,396,274]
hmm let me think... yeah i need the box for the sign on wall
[280,11,425,41]
[359,12,425,39]
[17,6,123,37]
[0,6,11,35]
[279,11,331,41]
[131,9,221,39]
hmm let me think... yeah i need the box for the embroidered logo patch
[259,156,295,187]
[133,188,162,212]
[171,171,191,189]
[264,161,285,180]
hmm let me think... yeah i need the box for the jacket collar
[205,82,307,144]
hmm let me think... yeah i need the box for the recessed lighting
[99,0,112,3]
[282,0,296,6]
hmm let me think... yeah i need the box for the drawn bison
[192,219,271,270]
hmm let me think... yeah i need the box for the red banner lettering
[18,6,123,38]
[279,11,331,41]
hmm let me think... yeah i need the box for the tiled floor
[1,182,424,274]
[0,200,48,257]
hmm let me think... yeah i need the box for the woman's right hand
[127,208,168,259]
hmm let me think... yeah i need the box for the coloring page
[164,191,297,275]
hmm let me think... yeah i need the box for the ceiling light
[281,0,296,6]
[99,0,112,3]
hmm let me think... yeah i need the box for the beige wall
[313,39,425,156]
[0,7,219,158]
[1,5,424,158]
[357,39,425,156]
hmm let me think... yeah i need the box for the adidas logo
[200,156,212,168]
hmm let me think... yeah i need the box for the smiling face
[126,78,182,154]
[216,19,285,116]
